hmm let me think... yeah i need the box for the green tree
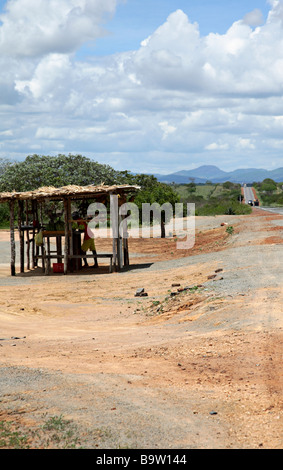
[0,157,12,177]
[187,182,196,193]
[223,181,238,190]
[260,178,277,193]
[0,159,13,227]
[118,172,159,190]
[134,182,180,238]
[0,154,121,192]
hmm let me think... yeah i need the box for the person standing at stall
[72,213,98,268]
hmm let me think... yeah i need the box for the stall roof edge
[0,184,140,203]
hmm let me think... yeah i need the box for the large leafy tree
[0,158,14,225]
[0,154,121,192]
[260,178,277,193]
[116,171,159,190]
[0,157,12,177]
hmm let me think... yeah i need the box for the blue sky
[0,0,283,175]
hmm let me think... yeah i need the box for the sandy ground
[0,208,282,449]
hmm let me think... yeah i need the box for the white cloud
[159,121,177,139]
[0,0,117,58]
[205,142,230,151]
[15,54,72,99]
[1,1,283,173]
[243,9,264,26]
[0,129,13,136]
[237,138,256,150]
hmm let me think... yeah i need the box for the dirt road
[0,208,282,449]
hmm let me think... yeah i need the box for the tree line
[0,154,180,231]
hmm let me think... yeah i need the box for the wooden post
[123,234,129,267]
[56,235,62,264]
[25,200,30,270]
[45,236,50,275]
[118,212,123,270]
[44,245,49,275]
[40,202,45,271]
[18,200,24,273]
[68,198,72,271]
[121,214,129,267]
[31,201,35,268]
[9,200,16,276]
[35,201,39,267]
[31,200,39,268]
[69,198,73,271]
[63,198,69,274]
[68,198,77,272]
[110,193,119,271]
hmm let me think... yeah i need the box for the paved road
[242,184,283,215]
[260,206,283,215]
[243,185,255,204]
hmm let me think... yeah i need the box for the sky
[0,0,283,175]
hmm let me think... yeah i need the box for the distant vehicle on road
[248,200,253,206]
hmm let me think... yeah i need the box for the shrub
[226,225,234,235]
[0,203,10,228]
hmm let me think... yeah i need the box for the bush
[260,178,277,193]
[253,179,283,206]
[0,203,10,228]
[226,225,234,235]
[260,193,283,206]
[197,204,251,216]
[196,199,252,216]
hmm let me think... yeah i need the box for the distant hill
[154,165,283,184]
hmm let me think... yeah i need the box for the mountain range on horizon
[153,165,283,184]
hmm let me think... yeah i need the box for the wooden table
[35,231,113,274]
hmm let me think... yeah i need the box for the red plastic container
[53,263,64,273]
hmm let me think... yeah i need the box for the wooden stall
[0,184,139,276]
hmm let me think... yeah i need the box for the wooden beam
[56,235,62,264]
[18,200,24,273]
[63,198,69,274]
[69,198,73,258]
[39,202,45,271]
[9,200,16,276]
[31,200,39,268]
[31,201,35,268]
[123,236,129,267]
[110,193,119,271]
[121,214,129,267]
[25,200,30,270]
[118,212,123,270]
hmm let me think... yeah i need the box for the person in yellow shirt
[72,213,98,268]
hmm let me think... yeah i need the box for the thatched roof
[0,184,140,203]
